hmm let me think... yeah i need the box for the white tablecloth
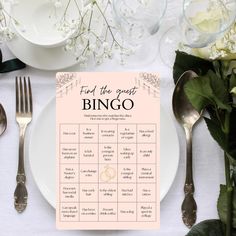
[0,1,226,235]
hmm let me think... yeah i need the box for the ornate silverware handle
[182,127,197,228]
[14,125,28,213]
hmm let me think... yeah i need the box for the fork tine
[23,77,28,113]
[16,77,19,113]
[28,77,33,113]
[19,77,24,113]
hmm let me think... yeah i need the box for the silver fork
[14,76,33,213]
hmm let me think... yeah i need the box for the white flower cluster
[56,0,130,67]
[137,0,149,7]
[52,0,62,8]
[209,23,236,60]
[0,26,14,41]
[0,0,15,42]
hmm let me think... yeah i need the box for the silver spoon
[173,70,202,228]
[0,103,7,136]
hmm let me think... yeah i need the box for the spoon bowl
[0,103,7,136]
[173,71,202,128]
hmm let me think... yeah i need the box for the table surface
[0,1,225,235]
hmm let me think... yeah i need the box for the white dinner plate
[29,98,179,208]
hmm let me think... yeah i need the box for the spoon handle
[182,127,197,228]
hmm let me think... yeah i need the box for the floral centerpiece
[174,51,236,236]
[191,22,236,60]
[176,22,236,236]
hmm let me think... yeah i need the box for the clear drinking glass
[113,0,167,67]
[160,0,236,67]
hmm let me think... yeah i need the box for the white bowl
[11,0,83,48]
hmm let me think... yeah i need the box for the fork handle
[14,124,28,213]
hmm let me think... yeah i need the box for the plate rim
[160,107,180,200]
[28,97,56,208]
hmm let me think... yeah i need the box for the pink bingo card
[56,72,160,230]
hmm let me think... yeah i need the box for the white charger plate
[29,98,179,208]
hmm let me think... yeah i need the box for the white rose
[231,87,236,97]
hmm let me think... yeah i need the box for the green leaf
[184,70,232,113]
[233,169,236,186]
[208,70,227,100]
[173,51,214,84]
[204,117,227,151]
[217,185,236,229]
[213,61,223,79]
[227,153,236,166]
[208,70,231,112]
[204,108,236,163]
[220,60,232,79]
[186,220,225,236]
[222,60,236,78]
[228,108,236,161]
[184,74,214,113]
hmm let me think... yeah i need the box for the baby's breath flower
[66,39,73,45]
[138,0,149,6]
[79,56,87,62]
[0,1,15,42]
[65,44,73,51]
[95,54,103,65]
[0,27,15,41]
[77,44,85,51]
[55,0,130,68]
[107,51,114,59]
[89,43,96,51]
[102,41,109,50]
[54,0,62,8]
[0,11,4,21]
